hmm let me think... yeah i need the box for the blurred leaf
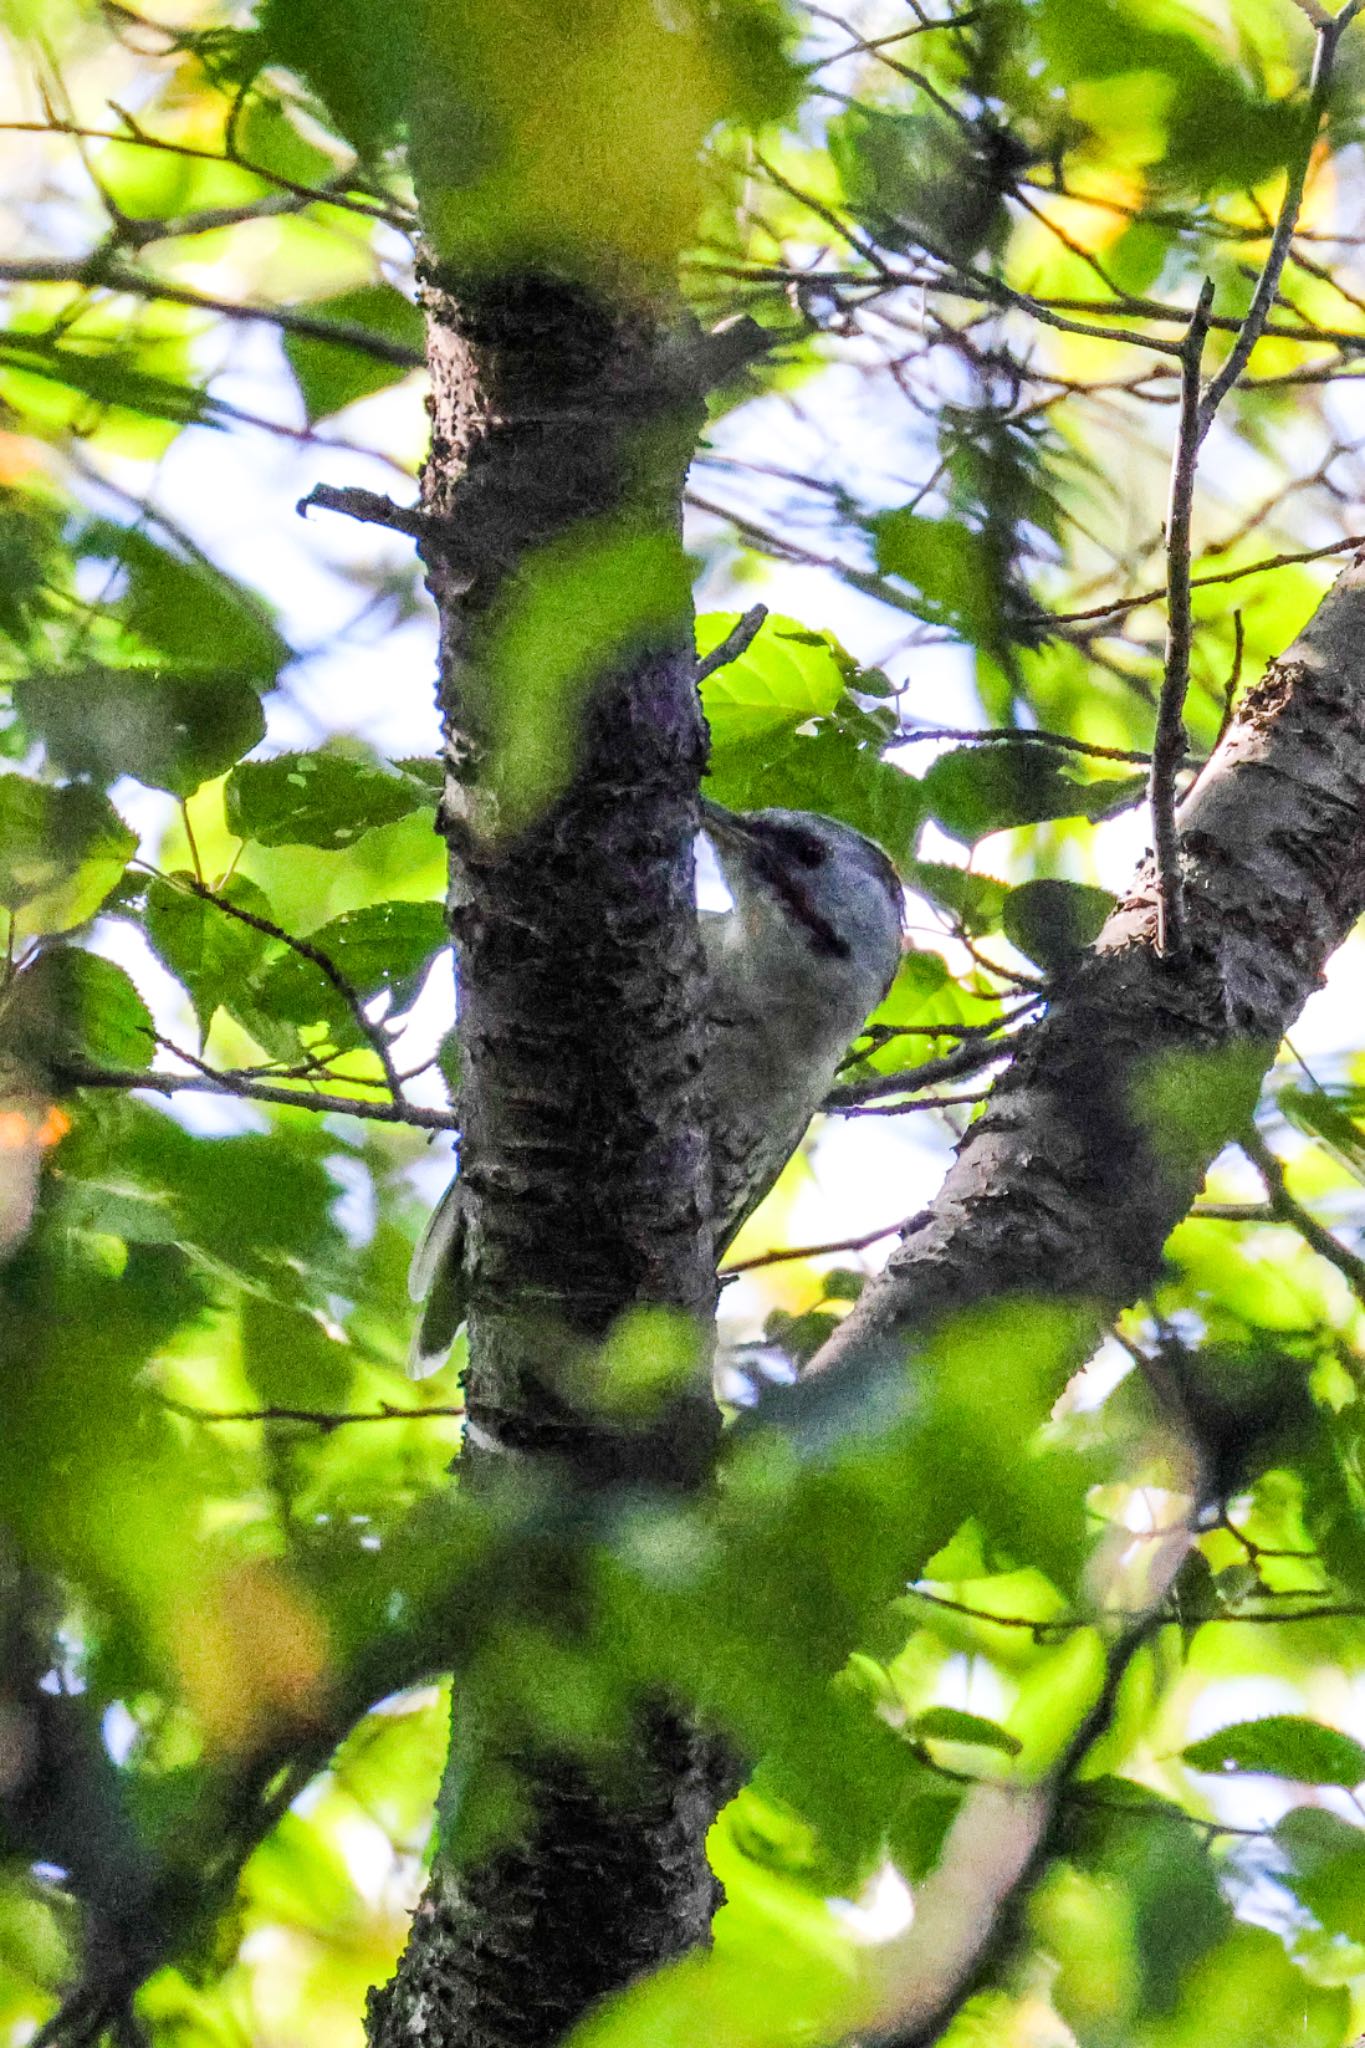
[914,1705,1021,1755]
[872,508,1000,644]
[1002,877,1114,969]
[242,1297,354,1409]
[225,750,432,847]
[1273,1807,1365,1942]
[7,948,154,1073]
[1134,1045,1265,1182]
[1036,0,1307,197]
[482,521,691,830]
[924,744,1144,841]
[15,665,266,797]
[282,284,424,421]
[906,860,1009,935]
[1183,1716,1365,1787]
[0,778,136,937]
[86,522,290,684]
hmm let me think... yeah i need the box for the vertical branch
[1150,278,1213,957]
[1150,3,1363,955]
[1196,3,1357,437]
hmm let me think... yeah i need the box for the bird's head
[700,799,904,1020]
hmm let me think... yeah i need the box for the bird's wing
[408,1175,466,1380]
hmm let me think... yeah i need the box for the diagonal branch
[805,548,1365,1389]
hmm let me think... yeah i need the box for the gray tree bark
[367,271,724,2048]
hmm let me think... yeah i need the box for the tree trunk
[368,270,722,2048]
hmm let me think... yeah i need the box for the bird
[407,799,906,1377]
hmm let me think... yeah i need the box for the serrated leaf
[254,899,447,1046]
[907,860,1008,934]
[9,949,154,1073]
[1002,878,1115,969]
[16,665,266,797]
[706,729,922,862]
[0,777,136,937]
[225,751,432,848]
[282,285,424,422]
[145,873,276,1040]
[1183,1716,1365,1787]
[699,612,846,749]
[83,521,289,683]
[915,1706,1022,1755]
[924,744,1145,842]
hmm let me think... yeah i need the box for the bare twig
[1197,11,1351,433]
[895,724,1153,765]
[296,483,431,538]
[826,1030,1015,1109]
[694,604,769,686]
[0,257,423,368]
[721,1216,914,1275]
[1150,278,1215,955]
[54,1060,457,1131]
[1242,1125,1365,1296]
[1027,532,1365,632]
[160,1397,465,1431]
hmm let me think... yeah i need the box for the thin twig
[54,1060,457,1130]
[0,257,423,368]
[1242,1125,1365,1296]
[1197,13,1349,433]
[160,871,408,1102]
[160,1396,464,1431]
[721,1216,914,1275]
[826,1030,1015,1109]
[895,724,1153,765]
[694,604,769,686]
[1150,278,1215,956]
[1028,532,1365,632]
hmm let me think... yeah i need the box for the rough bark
[809,553,1365,1383]
[368,271,721,2048]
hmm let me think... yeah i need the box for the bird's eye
[787,830,827,869]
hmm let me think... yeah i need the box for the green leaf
[145,873,277,1039]
[224,751,432,848]
[924,744,1145,842]
[241,1297,354,1410]
[0,777,136,937]
[1183,1716,1365,1787]
[1002,878,1115,969]
[699,613,846,749]
[1274,1807,1365,1942]
[9,948,154,1073]
[282,285,424,422]
[256,0,419,157]
[15,665,266,797]
[907,860,1009,934]
[872,509,998,643]
[706,730,922,863]
[88,523,289,684]
[254,899,447,1044]
[914,1706,1022,1755]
